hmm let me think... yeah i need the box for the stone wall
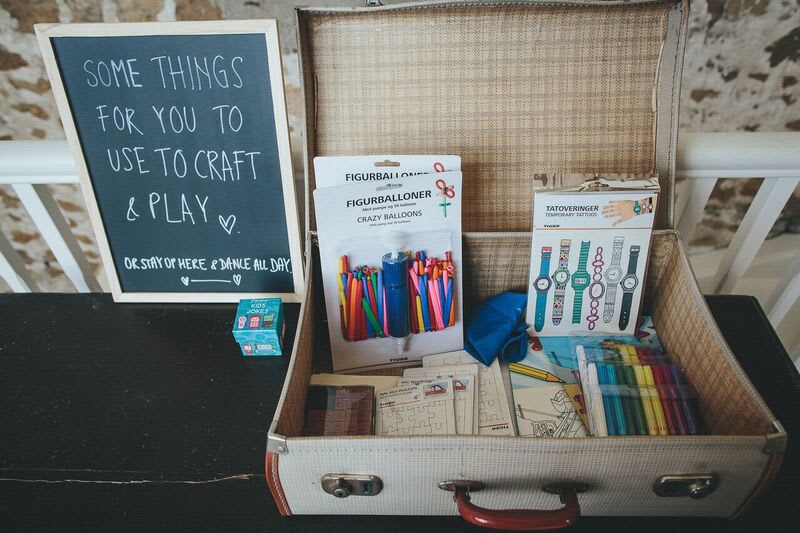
[681,0,800,250]
[0,0,798,290]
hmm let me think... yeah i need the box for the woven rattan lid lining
[301,3,677,232]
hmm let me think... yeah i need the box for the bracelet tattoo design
[586,246,605,330]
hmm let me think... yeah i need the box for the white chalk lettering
[271,257,291,272]
[84,60,98,87]
[211,104,243,134]
[107,147,149,174]
[231,56,243,88]
[146,193,210,224]
[177,258,207,270]
[180,195,195,225]
[215,257,252,271]
[95,105,142,135]
[190,149,260,181]
[126,197,139,221]
[195,195,208,222]
[152,105,197,134]
[254,258,291,273]
[153,147,188,178]
[213,55,228,88]
[96,105,109,131]
[83,58,142,88]
[122,256,279,274]
[149,54,244,90]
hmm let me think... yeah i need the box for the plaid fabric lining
[306,5,669,231]
[650,234,775,435]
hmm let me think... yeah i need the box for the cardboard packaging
[233,298,284,356]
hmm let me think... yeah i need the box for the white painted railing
[1,134,799,357]
[675,133,800,331]
[0,141,100,293]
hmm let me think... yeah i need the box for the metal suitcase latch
[653,474,718,499]
[321,474,383,498]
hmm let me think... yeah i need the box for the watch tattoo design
[550,239,571,326]
[570,241,591,324]
[532,246,553,332]
[603,196,657,226]
[586,246,605,330]
[619,245,641,330]
[633,197,655,215]
[603,236,625,323]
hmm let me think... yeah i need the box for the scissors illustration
[433,162,445,173]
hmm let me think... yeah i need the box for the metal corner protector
[267,431,289,454]
[764,421,787,454]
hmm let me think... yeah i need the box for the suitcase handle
[452,485,580,531]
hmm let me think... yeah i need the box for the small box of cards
[232,298,285,356]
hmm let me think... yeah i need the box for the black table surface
[1,294,798,532]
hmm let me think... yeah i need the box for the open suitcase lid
[296,0,688,234]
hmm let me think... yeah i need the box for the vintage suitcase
[266,0,787,526]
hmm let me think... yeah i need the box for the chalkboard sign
[36,21,303,303]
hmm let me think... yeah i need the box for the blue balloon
[465,292,529,366]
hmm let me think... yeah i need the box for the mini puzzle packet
[375,379,457,436]
[526,177,659,336]
[401,364,479,435]
[422,351,515,436]
[313,172,463,372]
[397,375,475,435]
[313,155,461,188]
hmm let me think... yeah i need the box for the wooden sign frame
[35,20,303,303]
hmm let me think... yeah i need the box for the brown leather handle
[454,487,580,531]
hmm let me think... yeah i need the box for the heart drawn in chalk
[233,274,241,286]
[219,214,237,235]
[180,276,189,286]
